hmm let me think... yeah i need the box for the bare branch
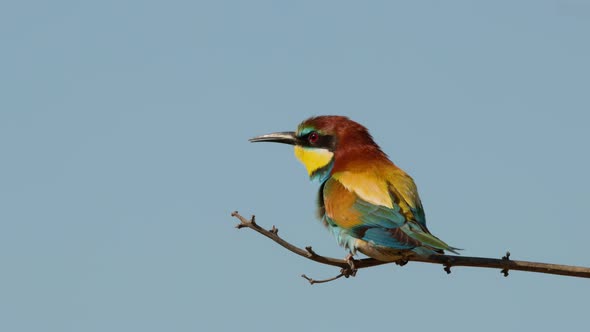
[231,211,590,281]
[230,211,386,270]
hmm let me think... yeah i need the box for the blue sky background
[1,1,590,331]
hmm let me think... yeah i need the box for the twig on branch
[231,211,590,283]
[301,273,344,284]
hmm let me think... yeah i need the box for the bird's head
[250,116,386,182]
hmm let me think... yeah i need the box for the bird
[250,115,459,263]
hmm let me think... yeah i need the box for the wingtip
[446,247,463,255]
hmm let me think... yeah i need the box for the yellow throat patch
[294,146,334,176]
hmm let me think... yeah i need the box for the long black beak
[249,131,298,145]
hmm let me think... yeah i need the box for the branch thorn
[444,264,452,274]
[501,251,511,277]
[395,259,409,266]
[305,246,318,257]
[269,225,279,234]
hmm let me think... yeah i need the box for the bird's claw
[343,253,358,277]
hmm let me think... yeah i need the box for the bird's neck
[332,145,390,174]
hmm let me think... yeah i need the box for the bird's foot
[342,253,358,277]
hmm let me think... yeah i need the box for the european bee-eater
[250,116,459,261]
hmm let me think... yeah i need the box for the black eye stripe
[298,132,336,151]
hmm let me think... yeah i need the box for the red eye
[308,131,319,144]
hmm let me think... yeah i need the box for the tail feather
[402,222,462,255]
